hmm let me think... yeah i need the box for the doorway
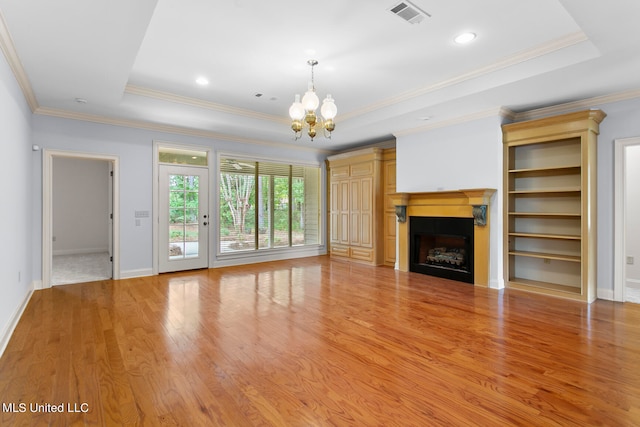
[42,150,120,288]
[614,137,640,303]
[158,165,209,273]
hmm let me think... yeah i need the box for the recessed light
[195,76,209,86]
[454,32,476,44]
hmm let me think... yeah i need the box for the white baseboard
[0,284,34,358]
[120,268,154,279]
[489,279,504,290]
[597,288,615,301]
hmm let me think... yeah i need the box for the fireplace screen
[410,216,474,283]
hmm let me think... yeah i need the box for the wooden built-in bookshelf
[502,109,606,302]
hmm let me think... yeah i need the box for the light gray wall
[31,115,326,279]
[625,144,640,284]
[52,157,110,255]
[591,97,640,298]
[396,115,505,289]
[0,49,33,343]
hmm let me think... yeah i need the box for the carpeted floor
[52,252,112,285]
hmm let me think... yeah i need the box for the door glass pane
[169,174,200,259]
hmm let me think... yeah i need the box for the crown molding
[0,10,38,112]
[6,8,636,153]
[393,107,513,137]
[341,31,589,122]
[390,87,640,137]
[500,107,518,121]
[512,88,640,122]
[34,106,331,154]
[125,84,289,124]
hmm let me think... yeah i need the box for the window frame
[216,152,324,259]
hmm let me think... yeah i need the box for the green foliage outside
[219,172,306,250]
[169,174,200,243]
[166,171,309,248]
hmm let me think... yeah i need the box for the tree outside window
[219,158,320,253]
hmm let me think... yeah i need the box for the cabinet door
[350,178,361,246]
[338,180,350,245]
[330,180,340,244]
[359,176,373,248]
[383,159,397,266]
[384,212,396,265]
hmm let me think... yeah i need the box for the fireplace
[390,189,496,287]
[410,216,474,283]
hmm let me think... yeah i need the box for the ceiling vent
[388,1,431,24]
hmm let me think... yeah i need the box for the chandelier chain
[308,59,317,89]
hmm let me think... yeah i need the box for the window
[219,158,320,253]
[158,147,208,166]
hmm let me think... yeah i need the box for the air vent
[388,1,431,24]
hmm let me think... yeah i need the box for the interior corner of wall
[490,278,505,290]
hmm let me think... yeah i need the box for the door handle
[203,222,208,226]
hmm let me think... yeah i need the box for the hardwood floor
[1,255,639,426]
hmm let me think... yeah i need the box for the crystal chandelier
[288,60,337,141]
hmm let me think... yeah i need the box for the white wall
[625,144,640,283]
[31,115,326,279]
[52,157,110,255]
[0,49,33,349]
[396,115,505,289]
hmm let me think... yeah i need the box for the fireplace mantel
[390,189,496,286]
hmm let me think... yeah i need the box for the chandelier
[288,60,337,141]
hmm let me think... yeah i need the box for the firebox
[410,216,474,284]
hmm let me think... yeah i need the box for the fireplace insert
[410,216,474,284]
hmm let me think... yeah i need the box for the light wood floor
[1,256,639,426]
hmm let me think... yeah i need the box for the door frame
[614,136,640,301]
[153,141,213,275]
[42,149,120,288]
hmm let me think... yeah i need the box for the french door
[159,165,209,273]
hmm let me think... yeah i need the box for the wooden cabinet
[383,149,397,267]
[327,147,385,265]
[502,109,606,302]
